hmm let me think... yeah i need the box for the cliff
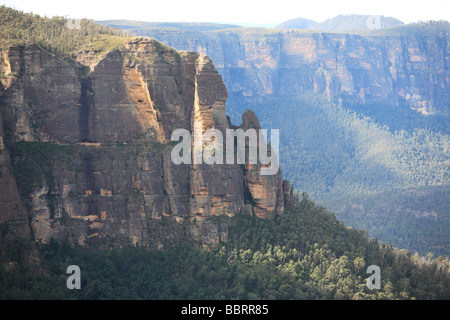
[117,25,450,258]
[0,38,285,250]
[128,27,450,115]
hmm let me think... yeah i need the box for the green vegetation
[226,93,449,257]
[96,20,241,32]
[333,185,450,258]
[361,20,450,37]
[346,102,450,135]
[0,6,129,61]
[1,194,448,299]
[9,142,74,196]
[229,93,449,200]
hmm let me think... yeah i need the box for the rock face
[0,114,29,239]
[240,110,284,219]
[0,38,285,249]
[135,29,449,114]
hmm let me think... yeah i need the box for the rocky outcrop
[240,110,284,218]
[0,38,285,249]
[137,29,449,114]
[0,113,29,239]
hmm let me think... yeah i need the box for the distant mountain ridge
[97,14,405,34]
[276,17,317,29]
[96,20,241,32]
[276,14,404,32]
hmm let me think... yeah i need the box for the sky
[1,0,449,26]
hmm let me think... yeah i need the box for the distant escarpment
[124,25,449,115]
[99,22,450,257]
[0,38,286,250]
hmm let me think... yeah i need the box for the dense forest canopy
[1,194,449,300]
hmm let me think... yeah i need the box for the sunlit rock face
[0,38,285,249]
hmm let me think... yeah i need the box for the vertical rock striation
[0,38,285,249]
[141,29,450,114]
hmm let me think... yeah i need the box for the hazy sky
[1,0,449,26]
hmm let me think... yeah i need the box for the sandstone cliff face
[240,110,284,219]
[0,113,29,239]
[0,38,285,249]
[140,30,449,114]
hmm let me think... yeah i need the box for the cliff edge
[0,38,286,251]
